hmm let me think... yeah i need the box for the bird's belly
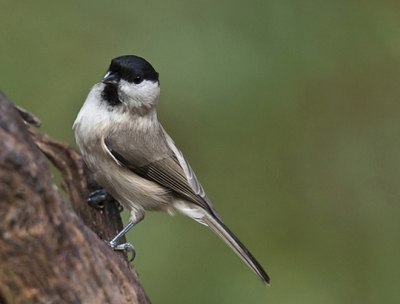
[85,150,171,213]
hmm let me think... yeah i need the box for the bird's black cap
[107,55,159,83]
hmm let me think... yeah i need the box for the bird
[73,55,270,285]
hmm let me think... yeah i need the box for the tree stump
[0,91,151,303]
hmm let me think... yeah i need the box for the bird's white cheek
[119,80,160,108]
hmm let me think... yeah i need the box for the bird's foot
[88,189,111,209]
[108,221,137,261]
[110,241,136,261]
[87,189,123,211]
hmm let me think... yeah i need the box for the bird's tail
[202,212,270,285]
[174,202,270,284]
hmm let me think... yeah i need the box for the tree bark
[0,92,151,303]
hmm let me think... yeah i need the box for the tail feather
[202,213,270,285]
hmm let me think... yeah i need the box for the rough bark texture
[0,92,151,304]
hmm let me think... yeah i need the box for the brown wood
[0,91,151,304]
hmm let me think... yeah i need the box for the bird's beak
[102,72,119,85]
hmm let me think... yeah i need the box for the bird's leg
[87,189,123,212]
[109,221,137,261]
[109,211,144,261]
[88,190,143,261]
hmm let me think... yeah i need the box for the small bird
[73,55,270,284]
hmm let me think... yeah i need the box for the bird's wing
[104,128,222,221]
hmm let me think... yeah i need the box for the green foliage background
[1,1,400,303]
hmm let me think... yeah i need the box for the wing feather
[105,130,222,220]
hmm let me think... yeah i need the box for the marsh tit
[73,55,270,284]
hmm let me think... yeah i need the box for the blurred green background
[1,0,400,303]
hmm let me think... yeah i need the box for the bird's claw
[110,241,136,261]
[87,189,115,210]
[87,189,124,212]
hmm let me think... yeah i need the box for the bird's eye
[133,75,143,84]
